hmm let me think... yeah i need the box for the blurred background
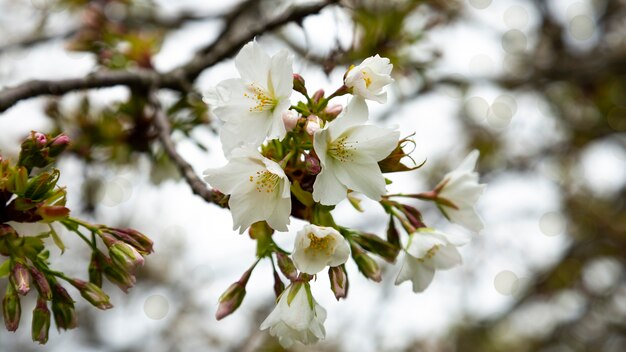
[0,0,625,351]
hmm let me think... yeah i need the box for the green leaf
[287,283,303,306]
[48,225,66,254]
[290,181,314,207]
[0,260,11,278]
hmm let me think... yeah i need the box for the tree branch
[148,91,226,207]
[0,0,337,114]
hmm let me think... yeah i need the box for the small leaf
[290,181,314,207]
[347,193,363,212]
[47,225,65,254]
[0,260,11,278]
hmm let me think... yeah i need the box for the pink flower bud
[11,263,31,296]
[325,104,343,119]
[282,110,299,132]
[293,74,307,96]
[34,132,47,146]
[329,266,349,300]
[312,89,324,103]
[305,115,321,135]
[109,242,144,272]
[48,134,70,157]
[304,153,321,175]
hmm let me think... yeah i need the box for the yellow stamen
[243,83,277,113]
[305,233,335,257]
[250,170,280,193]
[328,136,358,162]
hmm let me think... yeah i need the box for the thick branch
[148,92,225,206]
[0,0,336,113]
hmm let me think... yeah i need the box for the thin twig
[148,91,225,207]
[0,0,337,113]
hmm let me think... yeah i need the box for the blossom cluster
[203,41,486,348]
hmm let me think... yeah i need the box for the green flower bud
[215,266,253,320]
[51,284,77,330]
[30,268,52,300]
[352,233,399,263]
[3,284,21,332]
[105,228,154,255]
[31,298,51,344]
[70,279,113,310]
[109,242,144,272]
[350,242,382,282]
[103,263,136,293]
[275,252,298,281]
[292,73,307,97]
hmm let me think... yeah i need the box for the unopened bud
[0,224,18,238]
[352,233,399,263]
[386,216,401,249]
[48,134,70,158]
[305,115,321,135]
[30,268,52,300]
[312,89,324,103]
[36,205,70,222]
[400,205,426,229]
[275,252,298,281]
[293,74,307,96]
[216,265,254,320]
[10,263,31,295]
[34,132,47,146]
[282,110,299,132]
[273,270,285,298]
[88,254,103,287]
[3,284,21,332]
[105,228,154,255]
[51,284,77,330]
[70,279,113,310]
[31,298,51,344]
[109,242,144,272]
[215,282,246,320]
[328,265,349,300]
[324,104,343,119]
[103,264,136,293]
[351,243,382,282]
[304,153,321,175]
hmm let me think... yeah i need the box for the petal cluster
[395,229,468,292]
[312,98,400,205]
[344,55,394,103]
[437,150,486,232]
[203,148,291,233]
[292,225,350,275]
[260,284,327,348]
[211,41,293,156]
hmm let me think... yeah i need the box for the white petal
[265,196,291,232]
[269,50,294,98]
[431,245,463,270]
[267,103,289,141]
[229,190,275,233]
[235,41,271,86]
[395,255,436,293]
[333,159,387,201]
[313,128,330,166]
[405,231,447,259]
[203,158,264,193]
[281,287,313,330]
[327,236,351,267]
[446,207,485,232]
[343,125,399,161]
[312,164,348,205]
[328,97,369,138]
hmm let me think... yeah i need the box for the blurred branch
[0,0,337,113]
[148,91,225,206]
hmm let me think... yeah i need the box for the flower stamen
[244,83,277,113]
[251,170,280,193]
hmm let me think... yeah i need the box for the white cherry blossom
[395,228,468,293]
[203,148,291,233]
[312,97,399,205]
[344,55,394,103]
[210,41,293,156]
[437,150,486,232]
[292,225,350,275]
[260,284,327,348]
